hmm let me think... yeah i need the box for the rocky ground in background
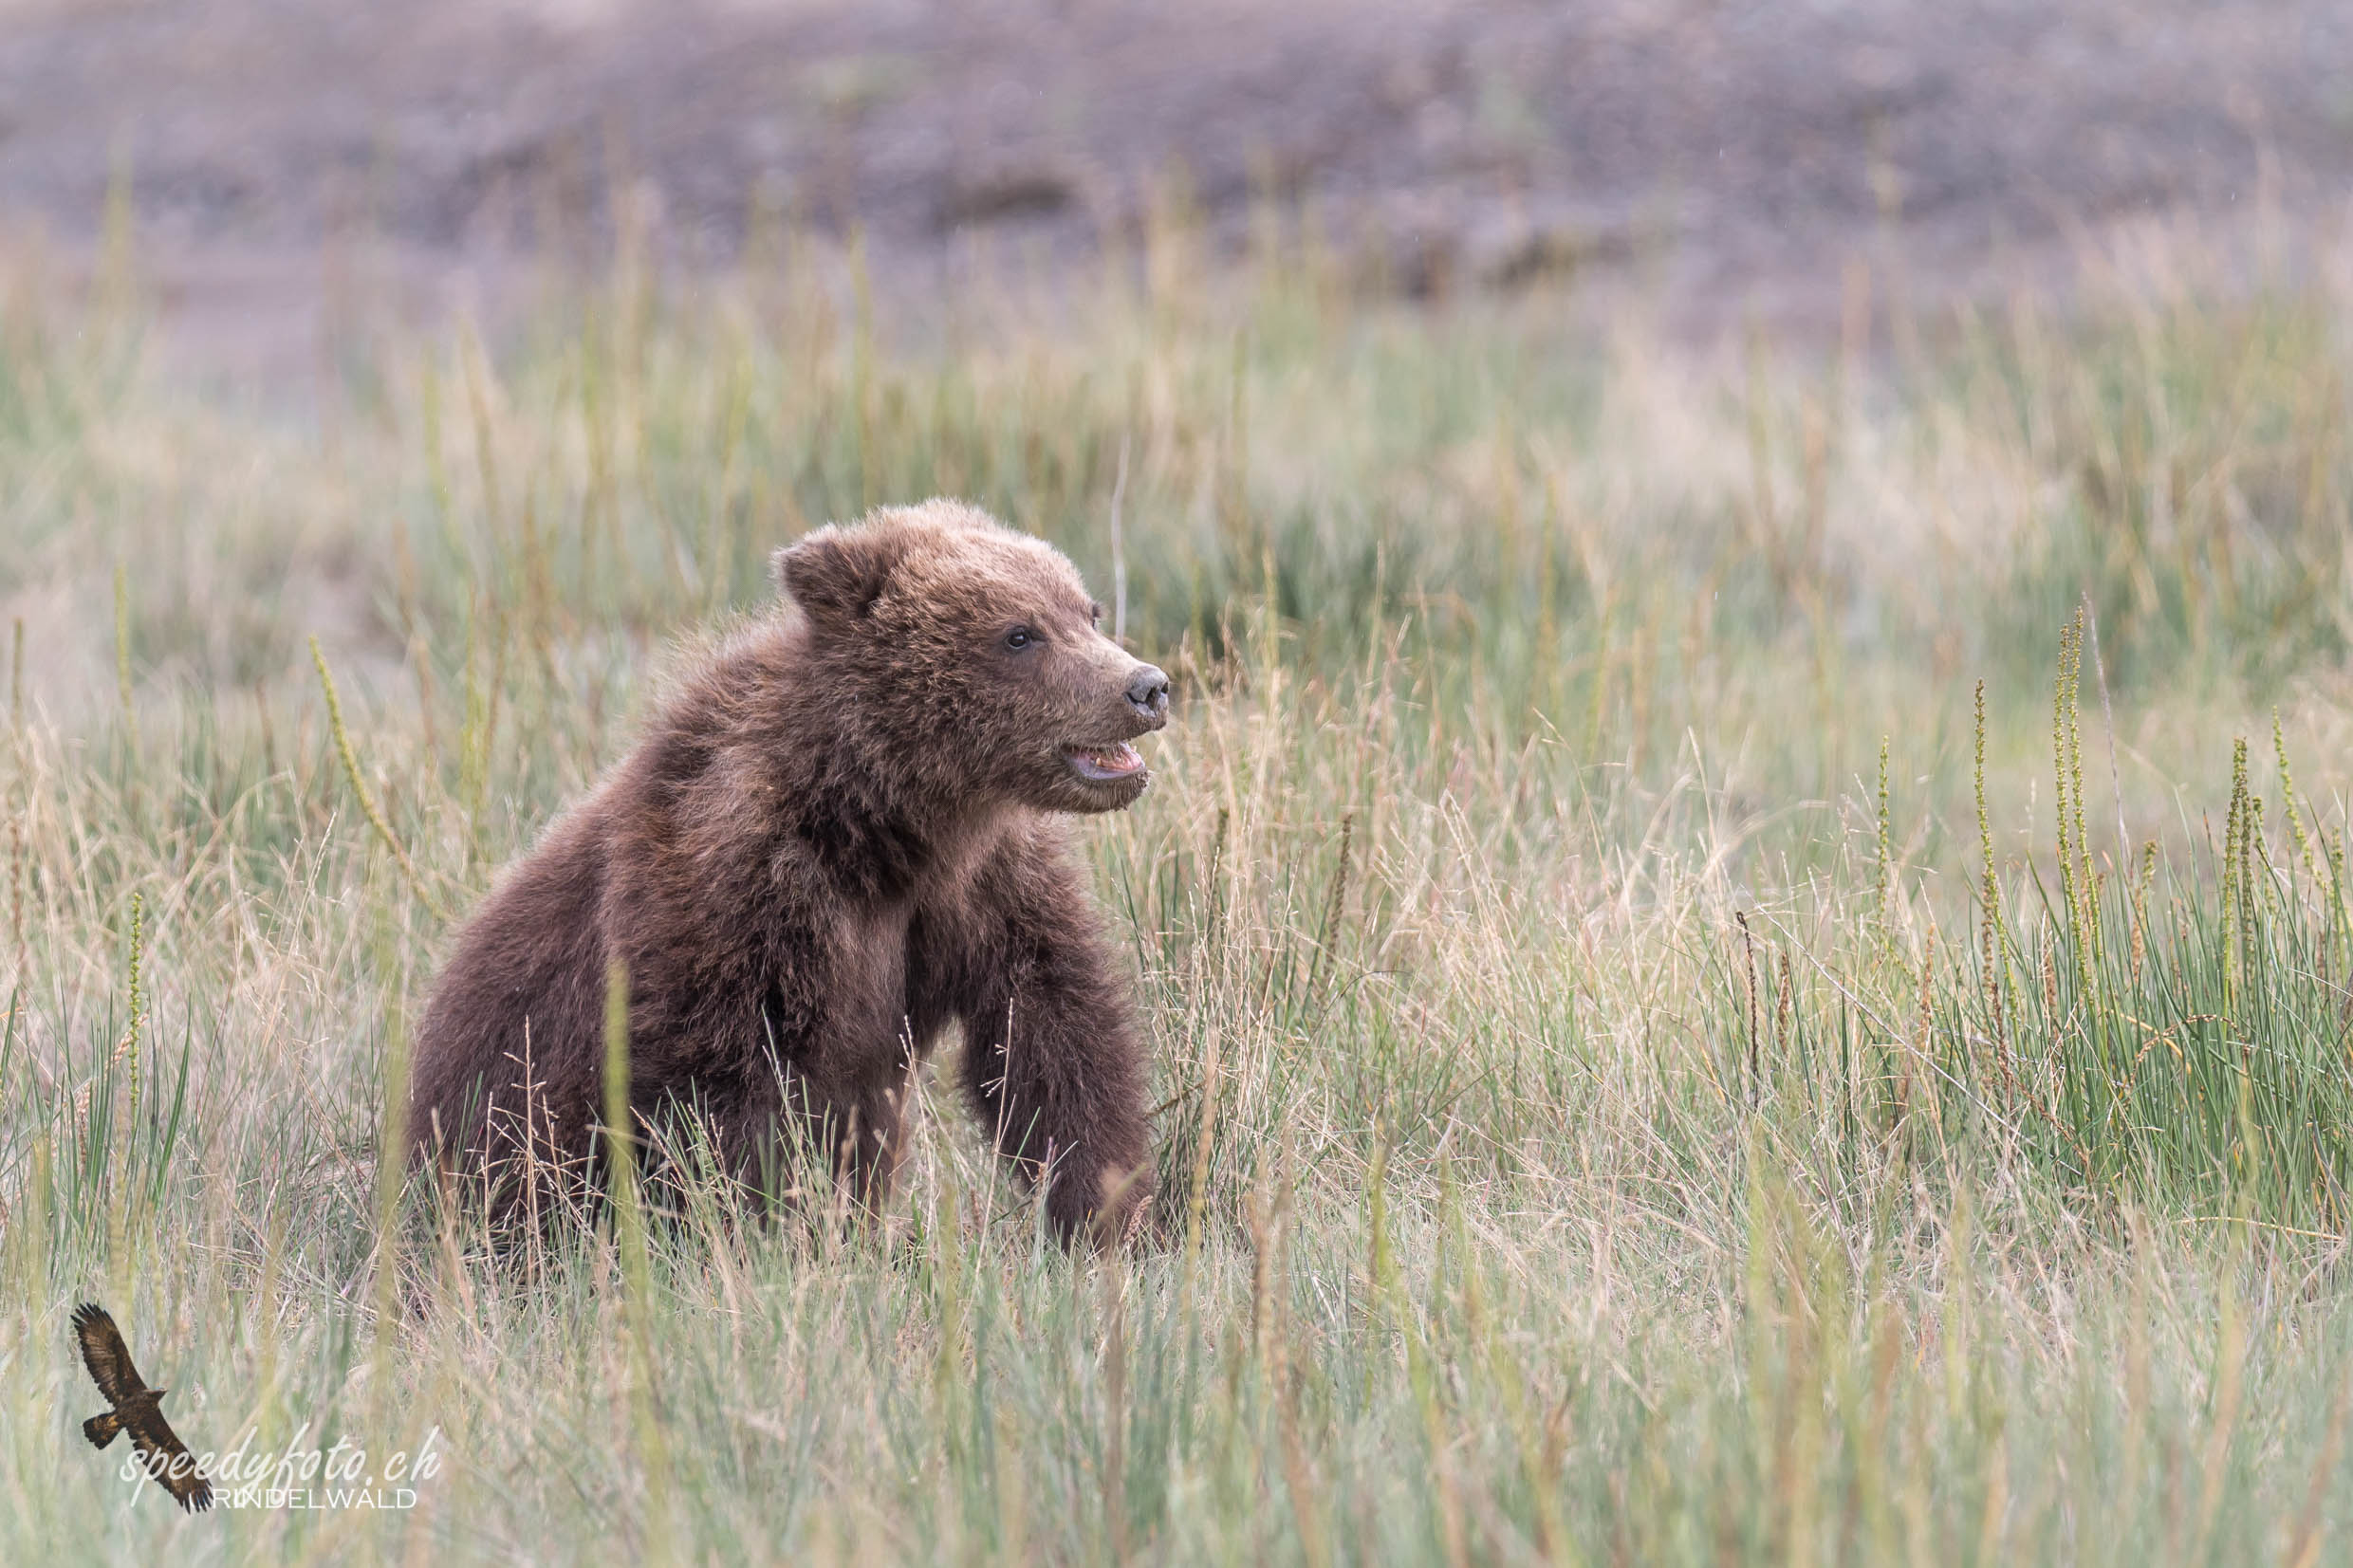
[3,0,2349,378]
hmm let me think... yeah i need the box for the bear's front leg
[709,1066,912,1228]
[928,843,1156,1245]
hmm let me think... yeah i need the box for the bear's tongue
[1066,742,1145,781]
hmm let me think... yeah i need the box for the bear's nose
[1124,665,1171,726]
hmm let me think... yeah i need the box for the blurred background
[6,0,2350,382]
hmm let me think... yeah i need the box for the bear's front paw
[1048,1161,1156,1248]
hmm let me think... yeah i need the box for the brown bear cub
[405,499,1170,1243]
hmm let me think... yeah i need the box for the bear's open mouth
[1064,742,1146,783]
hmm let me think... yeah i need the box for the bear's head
[774,500,1170,815]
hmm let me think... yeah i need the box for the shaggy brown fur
[405,499,1170,1243]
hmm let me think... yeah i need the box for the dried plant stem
[311,636,449,921]
[123,890,143,1126]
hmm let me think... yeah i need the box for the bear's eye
[1005,625,1036,651]
[1089,602,1104,625]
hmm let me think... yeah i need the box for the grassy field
[4,213,2353,1562]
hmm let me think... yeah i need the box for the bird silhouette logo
[71,1302,213,1512]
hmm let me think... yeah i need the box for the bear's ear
[772,525,907,623]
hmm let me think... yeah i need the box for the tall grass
[1,214,2351,1561]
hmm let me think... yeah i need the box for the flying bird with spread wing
[71,1301,213,1512]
